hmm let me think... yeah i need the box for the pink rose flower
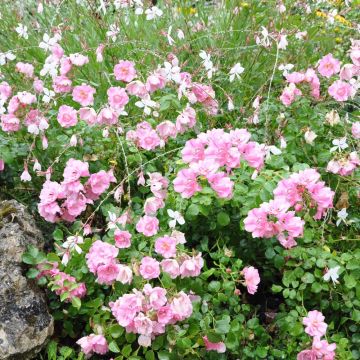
[303,310,328,337]
[317,53,341,78]
[328,80,353,102]
[173,168,201,198]
[107,86,129,109]
[242,266,260,295]
[155,236,177,258]
[351,122,360,139]
[136,215,159,237]
[76,334,108,356]
[96,262,120,285]
[114,60,137,82]
[72,84,96,106]
[116,264,133,284]
[203,336,226,353]
[114,229,132,248]
[161,259,180,278]
[1,114,20,132]
[139,256,160,279]
[297,350,317,360]
[57,105,78,128]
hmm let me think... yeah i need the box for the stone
[0,200,54,360]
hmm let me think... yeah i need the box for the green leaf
[302,272,315,284]
[71,297,81,309]
[53,228,64,241]
[217,212,230,227]
[145,350,155,360]
[109,324,124,338]
[186,204,199,218]
[215,315,231,334]
[122,344,132,357]
[108,341,121,353]
[208,281,221,292]
[344,274,356,289]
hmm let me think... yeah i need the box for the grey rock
[0,200,54,360]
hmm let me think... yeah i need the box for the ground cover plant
[0,0,359,359]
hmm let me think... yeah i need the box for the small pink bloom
[97,107,118,126]
[242,266,260,295]
[114,229,132,248]
[139,256,160,279]
[114,60,137,82]
[72,84,96,106]
[79,107,97,126]
[16,62,34,78]
[317,54,341,78]
[144,197,164,216]
[126,80,148,98]
[351,122,360,139]
[203,336,226,353]
[297,350,317,360]
[96,262,120,285]
[328,80,353,102]
[155,236,177,258]
[173,168,201,198]
[76,334,108,356]
[53,75,72,93]
[116,264,133,284]
[303,310,328,337]
[161,259,180,278]
[69,53,89,66]
[1,114,20,132]
[107,86,129,109]
[136,215,159,237]
[57,105,78,128]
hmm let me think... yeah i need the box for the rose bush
[0,0,359,359]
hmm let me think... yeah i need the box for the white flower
[327,9,337,24]
[265,145,282,160]
[166,26,175,46]
[199,50,216,79]
[42,88,55,103]
[167,209,185,228]
[39,33,61,51]
[323,266,340,284]
[295,31,307,40]
[330,138,348,153]
[33,159,41,171]
[336,208,348,226]
[20,169,31,182]
[62,235,84,254]
[227,98,234,111]
[278,34,288,50]
[135,96,158,115]
[145,6,163,20]
[15,23,28,39]
[163,61,181,83]
[0,51,16,65]
[40,56,58,78]
[229,63,244,82]
[278,63,294,76]
[106,24,120,42]
[177,29,185,40]
[304,130,317,144]
[255,26,271,47]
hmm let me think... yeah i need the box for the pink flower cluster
[244,199,304,249]
[174,128,266,199]
[37,261,86,301]
[136,172,169,236]
[76,334,108,357]
[244,168,335,248]
[38,158,116,222]
[327,152,359,176]
[86,240,133,285]
[273,169,334,220]
[110,285,193,347]
[126,106,197,151]
[281,46,359,106]
[297,310,336,360]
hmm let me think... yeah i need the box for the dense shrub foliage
[0,0,359,359]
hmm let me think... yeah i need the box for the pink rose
[76,334,108,356]
[317,53,341,78]
[57,105,78,128]
[155,236,177,258]
[107,86,129,109]
[114,229,132,248]
[96,262,120,285]
[139,256,160,279]
[303,310,328,337]
[114,60,137,82]
[161,259,180,279]
[203,336,226,353]
[328,80,353,102]
[242,266,260,295]
[1,114,20,132]
[72,84,96,106]
[136,215,159,237]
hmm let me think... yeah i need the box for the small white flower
[39,33,61,51]
[199,50,215,79]
[145,6,163,20]
[106,24,120,42]
[295,31,307,40]
[167,209,185,228]
[323,266,340,284]
[278,63,294,76]
[135,96,158,115]
[42,88,55,103]
[304,130,317,145]
[336,208,348,226]
[20,169,31,182]
[40,57,58,78]
[229,63,244,82]
[330,138,348,153]
[255,26,271,47]
[265,145,282,160]
[177,29,185,40]
[15,23,28,39]
[0,51,16,66]
[163,61,181,83]
[63,235,84,254]
[278,34,288,50]
[227,98,234,111]
[166,26,175,46]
